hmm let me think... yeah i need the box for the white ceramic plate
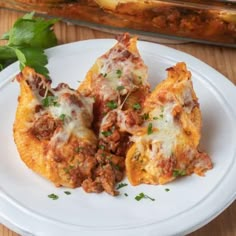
[0,39,236,236]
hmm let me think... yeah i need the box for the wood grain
[0,8,235,236]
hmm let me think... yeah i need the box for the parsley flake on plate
[64,191,71,195]
[135,192,155,201]
[48,193,59,200]
[116,182,128,190]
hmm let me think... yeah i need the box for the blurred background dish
[0,0,235,47]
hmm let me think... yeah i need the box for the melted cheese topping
[96,44,148,100]
[49,91,95,145]
[26,72,96,146]
[131,102,180,159]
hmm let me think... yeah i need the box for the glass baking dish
[0,0,236,47]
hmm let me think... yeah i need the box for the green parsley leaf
[64,191,71,195]
[63,165,74,174]
[102,73,107,78]
[99,145,105,150]
[116,182,128,190]
[14,48,26,68]
[173,169,186,177]
[116,85,125,91]
[110,162,120,170]
[7,13,58,48]
[48,193,59,200]
[165,188,170,192]
[19,47,49,78]
[1,32,10,40]
[0,12,58,77]
[135,192,155,201]
[116,69,122,78]
[22,11,35,20]
[106,101,118,110]
[153,116,159,120]
[59,114,66,121]
[147,123,153,135]
[101,130,112,137]
[75,147,83,153]
[133,103,141,110]
[124,193,128,197]
[0,46,18,70]
[142,113,149,120]
[41,96,59,107]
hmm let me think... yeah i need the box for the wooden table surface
[0,8,235,236]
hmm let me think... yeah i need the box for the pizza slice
[13,67,98,188]
[126,62,213,186]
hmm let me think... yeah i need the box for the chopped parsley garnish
[153,116,159,120]
[142,113,149,120]
[99,144,105,150]
[48,193,59,200]
[59,114,66,121]
[42,96,59,107]
[165,188,170,192]
[116,85,125,91]
[111,162,120,170]
[147,123,153,135]
[64,191,71,195]
[63,165,74,174]
[135,192,155,201]
[116,69,122,78]
[101,152,106,157]
[159,114,164,119]
[75,147,83,153]
[124,193,128,197]
[173,169,186,177]
[102,73,107,78]
[101,130,112,137]
[116,182,128,190]
[106,101,118,110]
[133,103,141,110]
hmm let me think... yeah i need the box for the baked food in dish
[1,0,235,45]
[126,62,213,186]
[13,67,98,188]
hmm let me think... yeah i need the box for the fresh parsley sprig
[0,12,59,78]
